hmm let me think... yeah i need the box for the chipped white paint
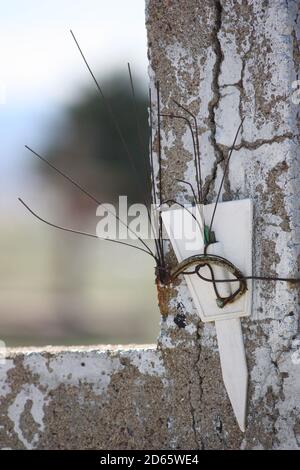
[291,338,300,365]
[228,141,297,325]
[220,1,294,144]
[8,384,45,449]
[23,350,124,396]
[164,39,217,191]
[165,42,195,90]
[127,349,165,377]
[215,86,241,147]
[196,47,216,124]
[218,31,242,87]
[275,351,300,449]
[1,347,167,449]
[0,359,14,397]
[0,340,7,366]
[185,322,197,336]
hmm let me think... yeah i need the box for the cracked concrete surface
[147,0,300,449]
[0,0,300,450]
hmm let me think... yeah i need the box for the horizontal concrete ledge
[0,344,170,450]
[4,344,157,355]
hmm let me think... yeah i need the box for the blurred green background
[0,0,160,346]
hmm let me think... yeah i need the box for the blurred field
[0,216,160,346]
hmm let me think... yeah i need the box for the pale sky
[0,0,148,207]
[0,0,148,105]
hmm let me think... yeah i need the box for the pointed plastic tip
[237,418,246,433]
[215,319,248,434]
[232,395,247,433]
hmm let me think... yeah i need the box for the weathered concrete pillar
[0,0,300,450]
[147,0,300,449]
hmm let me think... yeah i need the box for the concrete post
[0,0,299,450]
[146,0,300,449]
